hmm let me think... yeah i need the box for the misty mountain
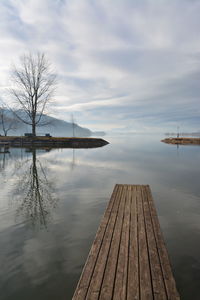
[0,109,103,137]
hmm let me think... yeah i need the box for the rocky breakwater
[162,137,200,145]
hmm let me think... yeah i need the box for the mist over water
[0,134,200,300]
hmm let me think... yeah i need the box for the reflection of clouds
[162,223,200,300]
[174,255,200,300]
[40,135,200,203]
[0,135,200,299]
[18,194,104,296]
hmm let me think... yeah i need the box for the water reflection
[13,148,58,229]
[0,145,10,171]
[0,135,200,300]
[70,149,76,171]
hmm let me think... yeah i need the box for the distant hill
[0,109,105,137]
[165,131,200,137]
[92,131,106,136]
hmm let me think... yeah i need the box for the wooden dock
[72,184,180,300]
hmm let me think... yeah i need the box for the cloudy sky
[0,0,200,132]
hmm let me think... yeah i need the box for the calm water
[0,134,200,300]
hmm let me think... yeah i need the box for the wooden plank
[145,186,180,300]
[112,185,131,300]
[85,185,124,300]
[72,184,121,300]
[142,186,167,300]
[127,185,139,300]
[137,185,154,299]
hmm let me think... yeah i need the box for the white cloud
[1,0,200,131]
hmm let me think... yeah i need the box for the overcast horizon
[0,0,200,133]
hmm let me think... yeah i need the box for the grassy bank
[0,136,109,148]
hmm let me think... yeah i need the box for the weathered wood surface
[72,184,180,300]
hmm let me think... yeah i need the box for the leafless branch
[10,52,56,136]
[0,104,18,136]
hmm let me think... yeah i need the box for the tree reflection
[0,145,10,175]
[14,148,58,229]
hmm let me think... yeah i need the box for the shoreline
[161,137,200,145]
[0,136,109,149]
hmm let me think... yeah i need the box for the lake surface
[0,134,200,300]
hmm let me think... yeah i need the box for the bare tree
[0,106,18,136]
[10,53,56,136]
